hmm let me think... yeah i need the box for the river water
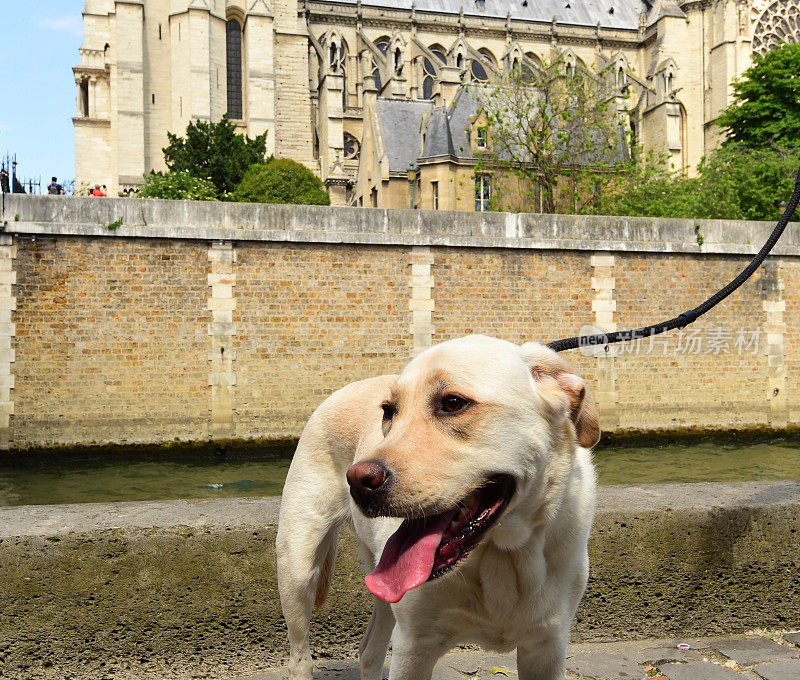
[1,439,799,507]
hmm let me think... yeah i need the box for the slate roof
[316,0,648,31]
[375,98,433,172]
[376,88,483,172]
[442,88,481,161]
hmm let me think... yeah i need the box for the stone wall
[2,194,799,451]
[1,482,798,678]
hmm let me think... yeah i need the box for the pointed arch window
[615,64,627,89]
[329,38,348,108]
[564,53,577,78]
[372,36,390,91]
[226,19,243,119]
[422,44,446,100]
[470,59,488,82]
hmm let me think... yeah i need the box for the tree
[471,53,627,213]
[716,42,800,148]
[233,158,330,205]
[162,116,267,198]
[595,144,800,221]
[138,171,218,201]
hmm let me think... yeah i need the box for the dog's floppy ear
[520,343,601,449]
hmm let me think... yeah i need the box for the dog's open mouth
[364,475,515,603]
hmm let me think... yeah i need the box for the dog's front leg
[387,628,447,680]
[516,633,568,680]
[359,597,395,680]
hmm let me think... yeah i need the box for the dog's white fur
[276,335,599,680]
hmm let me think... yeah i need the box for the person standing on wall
[47,177,65,195]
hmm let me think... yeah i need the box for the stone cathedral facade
[74,0,799,209]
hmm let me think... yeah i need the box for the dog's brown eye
[440,395,470,414]
[381,403,395,420]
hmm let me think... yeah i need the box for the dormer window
[476,127,488,149]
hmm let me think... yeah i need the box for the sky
[0,1,84,192]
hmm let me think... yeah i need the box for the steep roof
[375,98,433,172]
[378,88,481,168]
[316,0,647,31]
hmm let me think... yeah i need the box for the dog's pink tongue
[365,510,456,603]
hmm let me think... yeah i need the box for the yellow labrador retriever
[276,335,600,680]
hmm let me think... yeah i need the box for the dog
[276,334,600,680]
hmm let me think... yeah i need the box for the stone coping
[3,194,800,256]
[2,480,798,538]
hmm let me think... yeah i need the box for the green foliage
[106,219,122,231]
[233,158,330,205]
[471,53,626,213]
[138,171,218,201]
[162,116,267,198]
[595,144,800,221]
[716,43,800,148]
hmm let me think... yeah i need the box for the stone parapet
[3,195,800,256]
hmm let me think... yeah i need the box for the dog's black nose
[347,460,392,513]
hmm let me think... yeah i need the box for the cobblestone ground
[236,631,800,680]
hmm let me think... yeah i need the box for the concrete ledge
[3,194,799,256]
[1,482,798,679]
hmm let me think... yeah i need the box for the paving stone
[659,663,742,680]
[783,632,800,648]
[565,649,646,679]
[713,637,799,666]
[434,649,516,679]
[235,661,363,680]
[635,641,709,665]
[752,659,800,680]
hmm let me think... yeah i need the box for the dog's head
[347,334,599,603]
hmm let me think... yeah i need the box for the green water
[0,458,293,507]
[1,440,799,507]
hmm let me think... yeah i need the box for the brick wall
[12,237,210,448]
[2,195,798,450]
[233,242,411,438]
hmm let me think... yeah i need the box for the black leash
[546,167,800,353]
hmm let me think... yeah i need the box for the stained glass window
[226,19,243,119]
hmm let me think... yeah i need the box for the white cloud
[37,15,83,37]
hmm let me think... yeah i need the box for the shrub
[162,116,267,198]
[595,144,800,221]
[233,158,330,205]
[138,171,218,201]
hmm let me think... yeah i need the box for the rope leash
[546,167,800,353]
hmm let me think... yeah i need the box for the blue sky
[0,1,84,190]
